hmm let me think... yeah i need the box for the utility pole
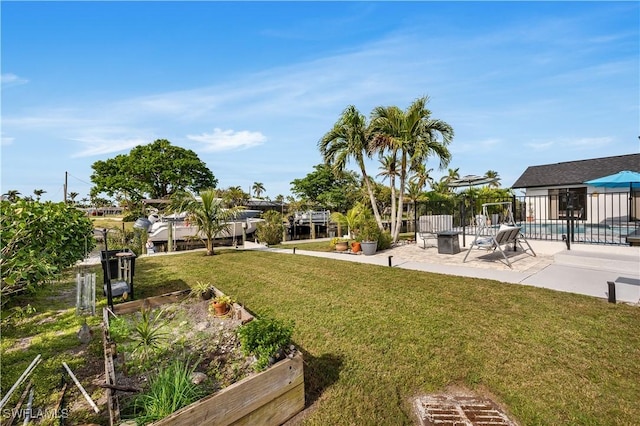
[63,171,68,203]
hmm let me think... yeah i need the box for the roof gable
[512,153,640,189]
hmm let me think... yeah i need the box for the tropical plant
[132,357,205,424]
[330,202,367,239]
[252,182,265,198]
[131,308,168,363]
[170,189,241,255]
[369,96,454,242]
[237,317,293,371]
[319,105,383,229]
[188,281,213,299]
[256,210,284,245]
[2,190,21,202]
[33,189,46,201]
[358,218,381,242]
[485,170,501,188]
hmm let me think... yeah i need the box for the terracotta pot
[335,241,348,252]
[351,242,361,253]
[213,302,230,316]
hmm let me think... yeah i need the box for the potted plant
[210,294,233,317]
[188,281,213,300]
[330,237,349,252]
[527,206,535,222]
[358,219,380,256]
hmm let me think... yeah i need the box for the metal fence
[415,190,639,246]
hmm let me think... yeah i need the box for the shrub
[237,317,293,371]
[1,200,95,299]
[377,231,393,250]
[255,211,284,245]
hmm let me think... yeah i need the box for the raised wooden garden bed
[102,288,304,426]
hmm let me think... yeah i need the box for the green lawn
[2,248,639,425]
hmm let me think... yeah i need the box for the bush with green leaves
[131,357,205,424]
[108,315,131,343]
[237,317,293,371]
[255,210,284,245]
[377,230,393,250]
[1,200,95,299]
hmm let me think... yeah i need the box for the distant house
[512,153,640,222]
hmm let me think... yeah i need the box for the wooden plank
[231,383,305,426]
[113,290,190,314]
[152,353,304,426]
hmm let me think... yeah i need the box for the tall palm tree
[377,154,399,225]
[370,96,453,242]
[170,189,241,256]
[3,190,21,202]
[410,164,434,191]
[319,105,383,229]
[33,189,46,201]
[68,192,79,205]
[252,182,265,199]
[485,170,501,188]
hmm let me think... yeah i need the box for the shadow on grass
[297,346,343,407]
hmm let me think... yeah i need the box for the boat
[135,210,264,243]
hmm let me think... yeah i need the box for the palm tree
[410,164,434,191]
[170,189,241,255]
[3,190,21,202]
[485,170,501,188]
[68,192,79,205]
[252,182,265,199]
[370,96,453,242]
[377,153,399,227]
[224,186,249,207]
[319,105,383,230]
[33,189,46,201]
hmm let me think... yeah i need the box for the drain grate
[414,394,517,426]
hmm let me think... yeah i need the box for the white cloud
[70,137,147,158]
[187,128,266,152]
[568,137,613,148]
[1,134,14,146]
[1,73,29,87]
[526,141,555,151]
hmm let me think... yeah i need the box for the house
[512,153,640,222]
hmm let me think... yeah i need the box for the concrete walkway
[245,239,640,305]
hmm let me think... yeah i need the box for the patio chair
[463,225,536,268]
[418,215,453,248]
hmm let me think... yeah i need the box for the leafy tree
[170,189,240,255]
[319,105,383,226]
[252,182,265,199]
[370,96,453,242]
[1,200,95,299]
[90,139,217,204]
[290,164,360,212]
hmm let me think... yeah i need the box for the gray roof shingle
[512,153,640,188]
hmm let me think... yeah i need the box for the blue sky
[2,1,638,203]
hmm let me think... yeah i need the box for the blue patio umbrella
[584,170,640,188]
[585,170,640,222]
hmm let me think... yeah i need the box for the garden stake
[7,380,33,426]
[0,354,41,409]
[62,362,100,413]
[388,255,393,267]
